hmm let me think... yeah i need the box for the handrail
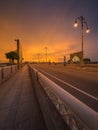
[32,67,98,130]
[0,65,18,80]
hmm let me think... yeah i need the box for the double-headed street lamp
[74,16,90,64]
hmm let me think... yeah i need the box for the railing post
[1,67,4,79]
[11,65,13,73]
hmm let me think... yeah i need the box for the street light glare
[86,28,90,33]
[74,21,78,27]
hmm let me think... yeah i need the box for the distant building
[70,51,83,64]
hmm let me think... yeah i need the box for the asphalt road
[31,64,98,112]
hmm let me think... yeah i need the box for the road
[31,64,98,112]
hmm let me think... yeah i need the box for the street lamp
[74,16,90,65]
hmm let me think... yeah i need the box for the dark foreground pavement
[0,65,46,130]
[0,65,70,130]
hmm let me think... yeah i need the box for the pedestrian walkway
[0,65,46,130]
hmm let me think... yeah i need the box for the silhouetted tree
[5,51,19,64]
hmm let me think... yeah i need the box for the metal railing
[30,67,98,130]
[0,65,18,81]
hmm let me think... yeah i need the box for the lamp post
[74,16,90,65]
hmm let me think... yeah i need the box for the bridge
[0,64,98,130]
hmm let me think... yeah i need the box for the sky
[0,0,98,62]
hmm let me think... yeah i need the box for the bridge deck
[0,65,70,130]
[0,65,46,130]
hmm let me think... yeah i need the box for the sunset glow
[0,0,98,63]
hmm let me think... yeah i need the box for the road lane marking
[38,69,98,101]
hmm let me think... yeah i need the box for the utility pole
[44,47,47,63]
[15,39,19,68]
[38,53,40,63]
[64,56,66,66]
[15,39,22,69]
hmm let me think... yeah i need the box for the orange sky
[0,0,98,63]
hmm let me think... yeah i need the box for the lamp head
[74,20,78,27]
[86,27,90,33]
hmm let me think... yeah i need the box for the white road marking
[39,69,98,101]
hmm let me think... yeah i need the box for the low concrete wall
[29,66,70,130]
[30,66,98,130]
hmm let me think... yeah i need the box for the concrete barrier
[32,67,98,130]
[29,66,70,130]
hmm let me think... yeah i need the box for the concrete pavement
[0,65,46,130]
[0,65,70,130]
